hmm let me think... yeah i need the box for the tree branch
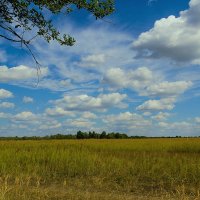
[0,33,21,42]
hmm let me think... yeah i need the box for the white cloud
[31,21,134,85]
[103,112,139,123]
[81,112,97,119]
[143,112,152,116]
[13,111,37,121]
[0,65,48,82]
[45,107,75,117]
[137,97,176,111]
[135,80,192,112]
[67,118,95,128]
[133,0,200,64]
[195,117,200,123]
[141,81,192,97]
[158,121,193,130]
[23,96,34,103]
[151,112,170,121]
[0,7,199,137]
[103,67,156,91]
[35,78,75,92]
[80,54,106,67]
[53,93,127,112]
[104,67,192,96]
[0,102,15,108]
[103,68,127,88]
[103,112,151,127]
[155,120,200,136]
[103,67,192,113]
[0,112,10,118]
[157,121,168,128]
[103,112,152,134]
[0,89,13,99]
[39,120,62,130]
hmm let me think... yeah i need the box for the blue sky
[0,0,200,136]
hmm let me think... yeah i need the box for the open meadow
[0,138,200,199]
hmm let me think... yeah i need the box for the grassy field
[0,138,200,199]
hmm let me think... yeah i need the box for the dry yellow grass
[0,138,200,199]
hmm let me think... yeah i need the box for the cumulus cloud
[0,89,13,99]
[0,102,15,109]
[104,67,191,98]
[103,112,152,133]
[141,81,192,97]
[103,67,155,91]
[158,121,193,130]
[133,0,200,64]
[0,112,10,118]
[39,120,62,130]
[52,93,127,112]
[0,65,48,82]
[13,111,37,121]
[155,119,200,136]
[151,112,170,121]
[45,107,76,117]
[0,7,199,137]
[81,112,97,119]
[136,81,192,111]
[104,66,192,112]
[103,112,144,124]
[136,97,176,111]
[143,112,152,116]
[67,118,95,128]
[23,96,34,103]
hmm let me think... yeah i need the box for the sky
[0,0,200,136]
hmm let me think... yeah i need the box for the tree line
[0,131,147,140]
[0,132,193,140]
[76,131,129,139]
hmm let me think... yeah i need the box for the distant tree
[100,131,107,139]
[89,131,93,138]
[115,132,120,139]
[121,133,128,139]
[107,132,115,139]
[77,131,89,139]
[93,131,100,139]
[89,131,97,139]
[77,131,84,139]
[49,134,75,139]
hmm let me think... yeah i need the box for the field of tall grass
[0,138,200,199]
